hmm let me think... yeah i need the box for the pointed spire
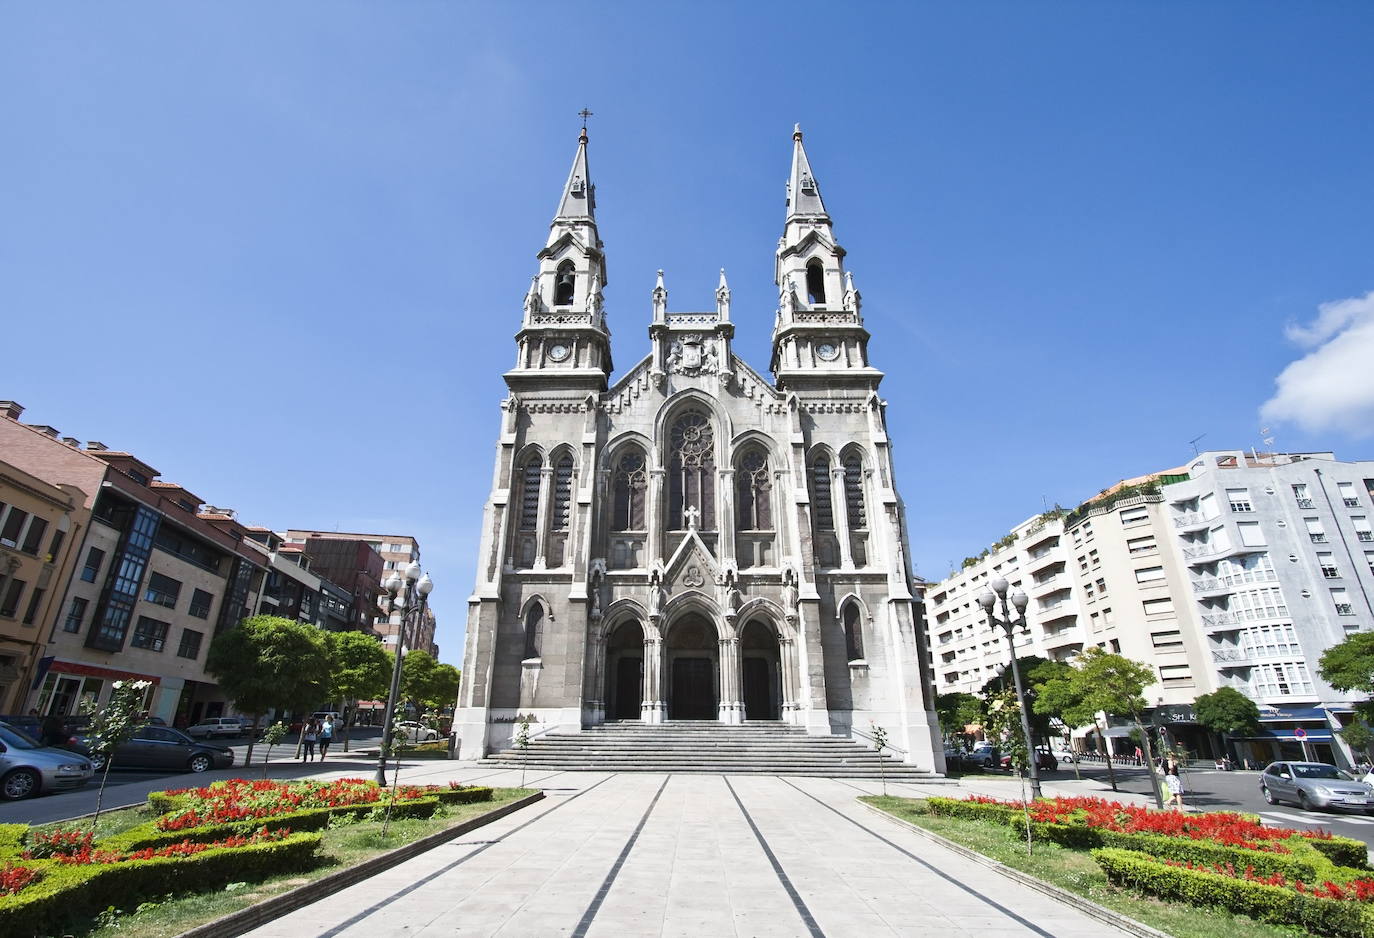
[716,268,731,321]
[554,127,595,221]
[652,269,667,323]
[787,123,828,221]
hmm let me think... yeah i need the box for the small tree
[870,722,889,796]
[935,692,981,746]
[516,713,532,788]
[326,631,391,752]
[1320,633,1374,722]
[205,615,331,763]
[260,721,288,778]
[1194,686,1260,762]
[1340,722,1374,764]
[85,679,151,829]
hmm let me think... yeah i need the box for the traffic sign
[1293,727,1307,740]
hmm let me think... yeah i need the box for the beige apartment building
[0,453,90,712]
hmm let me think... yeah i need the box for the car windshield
[1292,764,1342,779]
[0,723,41,750]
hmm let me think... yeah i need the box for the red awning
[48,660,162,685]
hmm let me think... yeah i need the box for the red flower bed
[155,777,457,832]
[23,828,94,859]
[1164,858,1374,902]
[0,863,41,897]
[962,794,1329,851]
[25,827,292,866]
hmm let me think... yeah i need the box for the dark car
[74,725,233,774]
[1001,749,1059,772]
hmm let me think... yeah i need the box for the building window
[810,456,834,531]
[553,260,576,306]
[523,605,542,660]
[20,517,48,555]
[1339,481,1359,508]
[1332,588,1355,616]
[736,450,772,531]
[843,456,867,529]
[1354,517,1373,542]
[1236,521,1265,547]
[805,260,826,305]
[176,628,204,660]
[81,547,105,583]
[0,579,25,618]
[1366,551,1374,577]
[1135,566,1165,584]
[1305,518,1327,543]
[1151,631,1184,649]
[1226,488,1252,512]
[611,449,647,531]
[189,589,213,619]
[47,528,65,562]
[1143,597,1174,616]
[131,616,169,652]
[668,411,715,530]
[842,603,864,662]
[0,507,29,548]
[64,597,88,633]
[1120,506,1149,526]
[551,455,574,531]
[1158,664,1192,683]
[1127,535,1156,555]
[1318,553,1339,579]
[144,572,182,609]
[21,587,45,625]
[517,456,542,531]
[1292,483,1314,509]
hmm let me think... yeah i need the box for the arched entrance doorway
[740,619,781,720]
[605,620,644,721]
[665,614,718,720]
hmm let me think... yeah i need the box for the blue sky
[3,2,1372,659]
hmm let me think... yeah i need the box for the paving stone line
[571,775,671,937]
[723,776,827,938]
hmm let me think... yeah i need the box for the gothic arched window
[843,602,864,662]
[554,260,576,306]
[736,449,772,531]
[611,449,647,531]
[806,260,826,305]
[524,604,543,659]
[518,456,542,531]
[551,455,574,531]
[843,455,867,529]
[810,455,834,531]
[668,411,715,530]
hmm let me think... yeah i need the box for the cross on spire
[578,108,594,129]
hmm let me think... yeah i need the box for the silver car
[1260,761,1373,813]
[0,721,95,800]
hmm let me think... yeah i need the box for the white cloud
[1261,290,1374,439]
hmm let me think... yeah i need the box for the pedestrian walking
[1134,745,1143,766]
[318,717,333,760]
[1164,764,1184,811]
[302,719,319,762]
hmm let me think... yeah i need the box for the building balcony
[1030,574,1066,596]
[1037,598,1078,623]
[1042,624,1083,649]
[1191,576,1232,597]
[1181,541,1264,565]
[1200,611,1244,631]
[1295,498,1315,509]
[1025,549,1061,573]
[1173,513,1213,531]
[1211,646,1255,667]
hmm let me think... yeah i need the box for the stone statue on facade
[782,565,799,621]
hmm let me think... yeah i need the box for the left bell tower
[507,127,613,393]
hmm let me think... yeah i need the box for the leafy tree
[1032,665,1094,783]
[1194,687,1261,749]
[326,631,391,751]
[205,615,330,763]
[1340,721,1374,763]
[983,688,1028,772]
[430,663,461,711]
[981,655,1065,747]
[1319,632,1374,721]
[260,721,288,778]
[935,692,982,744]
[1071,647,1165,807]
[399,648,439,710]
[85,679,151,828]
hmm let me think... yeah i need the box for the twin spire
[554,126,595,221]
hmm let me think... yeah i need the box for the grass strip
[862,796,1313,938]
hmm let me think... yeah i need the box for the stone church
[454,125,943,771]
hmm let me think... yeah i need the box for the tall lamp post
[376,561,433,786]
[978,577,1042,800]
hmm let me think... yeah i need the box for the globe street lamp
[978,577,1043,800]
[376,561,433,786]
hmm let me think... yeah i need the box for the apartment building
[0,451,90,711]
[1162,450,1374,766]
[0,403,267,725]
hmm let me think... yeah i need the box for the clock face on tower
[816,342,839,362]
[547,343,571,363]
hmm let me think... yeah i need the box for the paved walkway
[240,767,1131,938]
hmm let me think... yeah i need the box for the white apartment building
[1161,450,1374,767]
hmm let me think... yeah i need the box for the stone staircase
[480,721,942,779]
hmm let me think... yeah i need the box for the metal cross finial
[579,108,594,129]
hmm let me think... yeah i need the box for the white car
[186,717,249,739]
[396,721,440,742]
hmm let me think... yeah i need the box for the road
[1055,761,1374,848]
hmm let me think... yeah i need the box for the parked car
[185,717,249,740]
[966,745,999,768]
[74,725,234,774]
[1052,748,1078,764]
[396,721,440,743]
[0,721,94,800]
[1259,761,1374,813]
[1001,749,1059,771]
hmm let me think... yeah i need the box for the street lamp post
[376,561,433,786]
[978,577,1043,800]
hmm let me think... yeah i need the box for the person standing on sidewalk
[318,716,333,760]
[302,719,319,762]
[1164,764,1184,811]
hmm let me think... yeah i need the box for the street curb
[174,791,545,938]
[859,801,1171,938]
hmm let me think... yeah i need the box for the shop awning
[1237,728,1335,742]
[1258,706,1329,723]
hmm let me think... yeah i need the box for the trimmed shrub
[435,786,493,806]
[0,825,28,859]
[145,791,185,816]
[1093,847,1374,938]
[925,797,1019,825]
[1309,837,1371,871]
[0,831,321,937]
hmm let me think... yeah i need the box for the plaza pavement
[11,753,1156,937]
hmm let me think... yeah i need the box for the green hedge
[0,831,321,937]
[108,796,441,852]
[1310,837,1371,870]
[925,797,1019,825]
[436,786,493,806]
[1093,847,1374,938]
[0,823,28,858]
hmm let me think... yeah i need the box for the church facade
[455,126,944,771]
